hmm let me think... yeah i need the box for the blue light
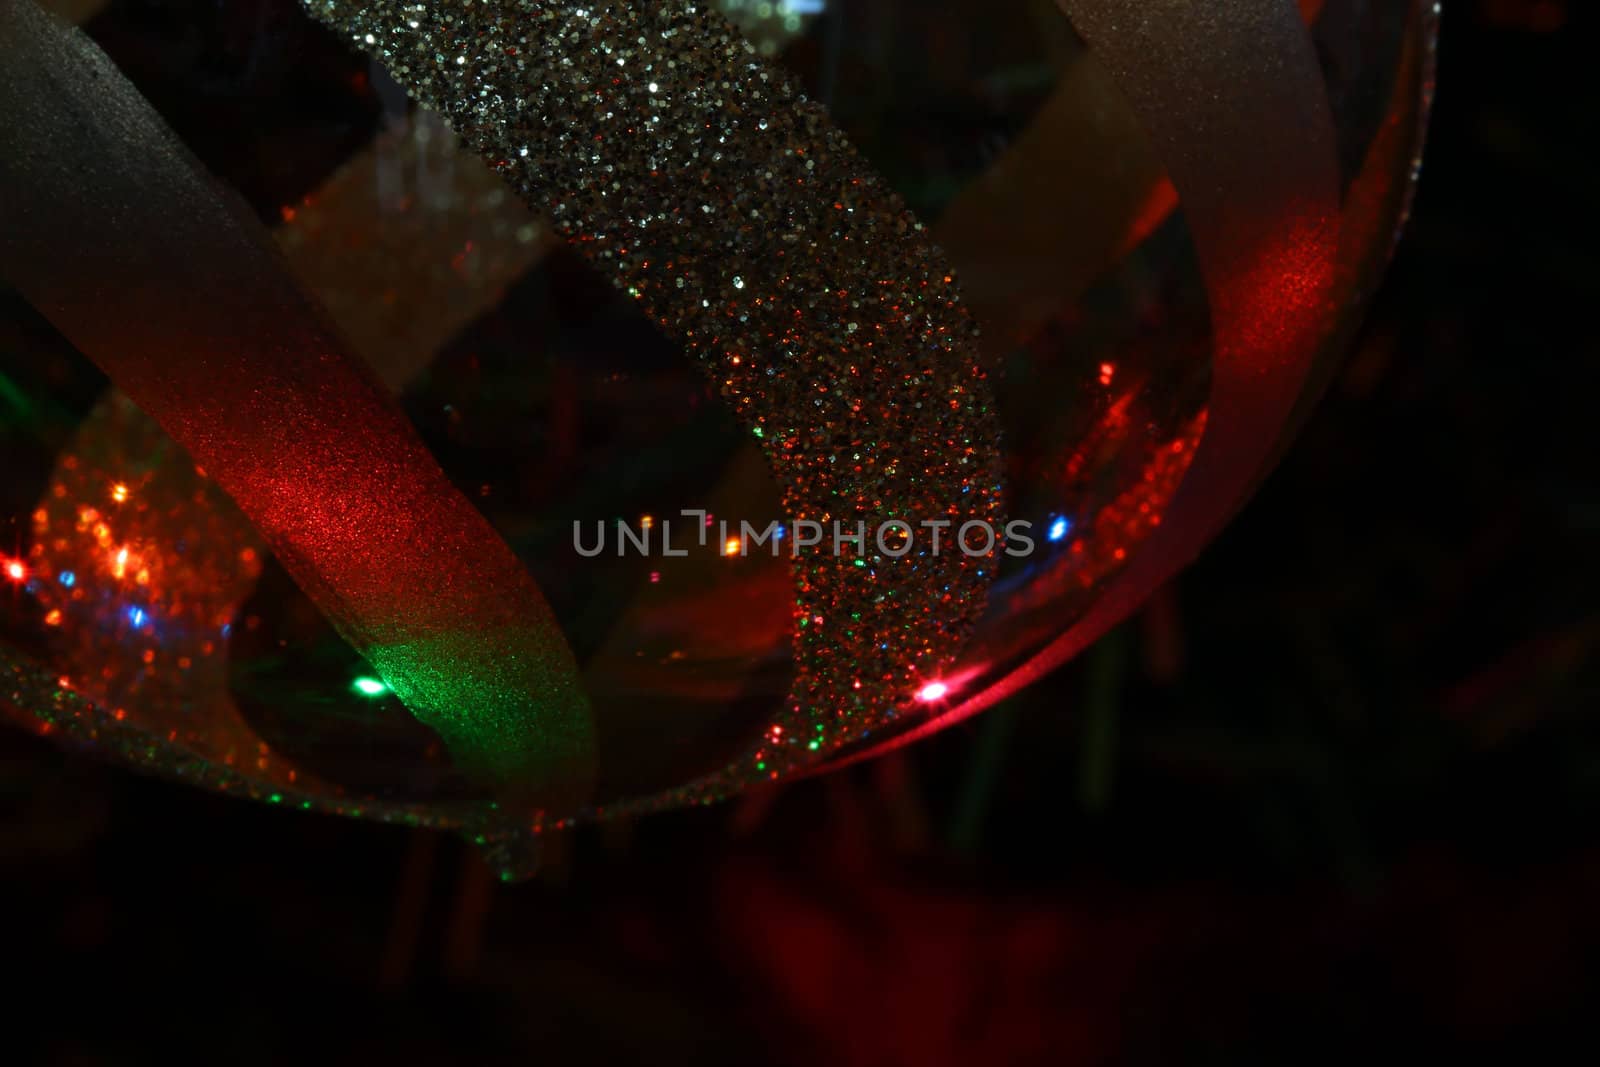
[127,606,146,627]
[784,0,826,12]
[1048,516,1071,542]
[59,571,76,588]
[220,623,232,638]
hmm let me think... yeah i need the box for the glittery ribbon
[0,0,596,808]
[19,107,561,802]
[0,0,1419,822]
[988,0,1339,642]
[834,0,1363,763]
[301,0,1007,802]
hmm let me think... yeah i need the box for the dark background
[2,1,1596,1063]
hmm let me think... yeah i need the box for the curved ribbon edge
[826,0,1356,766]
[299,0,1008,814]
[0,0,596,810]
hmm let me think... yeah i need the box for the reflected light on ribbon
[0,0,596,810]
[826,0,1350,767]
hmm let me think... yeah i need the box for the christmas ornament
[0,0,1435,867]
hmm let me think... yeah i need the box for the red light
[916,681,949,703]
[4,560,25,583]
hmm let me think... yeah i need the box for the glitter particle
[302,0,1008,808]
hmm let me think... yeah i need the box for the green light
[352,676,390,697]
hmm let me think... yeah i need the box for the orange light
[111,482,129,503]
[724,536,742,556]
[4,560,25,582]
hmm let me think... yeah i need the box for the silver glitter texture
[304,0,1004,805]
